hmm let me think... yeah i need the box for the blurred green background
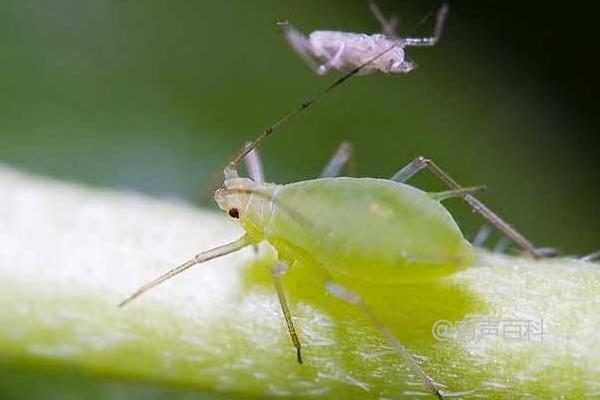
[1,0,598,253]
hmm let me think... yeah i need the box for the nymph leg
[400,4,449,47]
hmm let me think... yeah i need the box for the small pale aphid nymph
[279,2,449,75]
[119,5,543,399]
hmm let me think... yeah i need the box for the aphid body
[216,176,474,283]
[299,30,414,74]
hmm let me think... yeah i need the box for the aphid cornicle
[120,4,543,399]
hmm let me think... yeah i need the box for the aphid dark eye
[228,208,240,219]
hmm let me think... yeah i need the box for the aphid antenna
[225,46,399,178]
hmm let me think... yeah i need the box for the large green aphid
[119,18,542,398]
[120,142,540,399]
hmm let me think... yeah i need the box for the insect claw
[296,347,303,364]
[533,247,560,258]
[581,250,600,262]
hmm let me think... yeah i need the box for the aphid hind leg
[399,4,449,47]
[320,141,355,177]
[325,281,445,399]
[429,185,486,201]
[391,156,540,258]
[271,261,303,364]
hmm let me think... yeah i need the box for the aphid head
[390,59,417,73]
[214,177,256,220]
[215,176,281,241]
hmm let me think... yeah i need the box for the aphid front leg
[278,22,323,73]
[202,142,265,203]
[390,156,540,257]
[320,141,355,177]
[325,281,445,400]
[242,144,265,254]
[271,261,303,364]
[119,235,253,307]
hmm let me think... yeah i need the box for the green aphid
[120,141,539,399]
[119,15,542,397]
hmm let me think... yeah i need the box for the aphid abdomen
[265,177,474,283]
[308,31,406,74]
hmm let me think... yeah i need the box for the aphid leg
[580,250,600,262]
[390,156,540,258]
[242,143,265,252]
[429,185,486,201]
[320,141,355,178]
[244,142,265,184]
[119,235,253,307]
[493,236,511,254]
[399,4,449,47]
[278,22,323,73]
[325,281,445,399]
[369,2,401,39]
[472,225,492,248]
[271,261,303,364]
[532,247,559,257]
[315,43,347,75]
